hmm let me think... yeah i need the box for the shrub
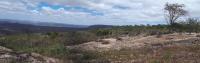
[45,32,59,39]
[116,37,123,41]
[0,34,70,59]
[196,35,200,37]
[148,30,160,36]
[101,41,110,44]
[95,29,112,36]
[65,31,97,45]
[156,32,163,38]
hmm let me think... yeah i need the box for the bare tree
[164,3,188,31]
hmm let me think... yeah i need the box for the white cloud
[0,1,27,12]
[0,0,200,25]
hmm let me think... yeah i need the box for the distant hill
[0,19,88,28]
[88,25,113,29]
[0,20,87,35]
[0,19,114,35]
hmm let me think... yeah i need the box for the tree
[164,3,188,31]
[186,18,200,33]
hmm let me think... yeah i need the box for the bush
[196,35,200,37]
[45,32,59,39]
[156,33,163,38]
[0,34,70,59]
[65,31,97,45]
[101,41,110,44]
[95,29,113,36]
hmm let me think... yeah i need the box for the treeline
[172,18,200,33]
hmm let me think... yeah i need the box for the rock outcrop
[0,46,61,63]
[66,33,199,52]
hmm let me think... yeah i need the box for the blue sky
[0,0,199,25]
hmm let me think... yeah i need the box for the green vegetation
[65,31,97,45]
[0,33,68,58]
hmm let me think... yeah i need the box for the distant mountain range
[0,19,113,35]
[0,19,89,28]
[88,25,114,29]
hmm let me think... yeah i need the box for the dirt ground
[66,33,200,51]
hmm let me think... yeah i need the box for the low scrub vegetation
[0,25,197,62]
[1,20,200,62]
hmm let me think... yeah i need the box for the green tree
[186,18,200,33]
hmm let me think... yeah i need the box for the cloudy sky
[0,0,199,25]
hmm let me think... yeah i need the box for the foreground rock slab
[0,46,61,63]
[67,33,200,52]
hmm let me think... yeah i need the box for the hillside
[0,20,113,35]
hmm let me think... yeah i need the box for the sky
[0,0,200,25]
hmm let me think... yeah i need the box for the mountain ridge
[0,19,89,28]
[0,19,113,35]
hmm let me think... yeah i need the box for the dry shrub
[101,40,110,44]
[116,37,123,41]
[166,37,174,40]
[196,35,200,37]
[156,33,163,38]
[66,31,98,45]
[96,39,110,44]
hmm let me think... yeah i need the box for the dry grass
[86,43,200,63]
[67,37,200,63]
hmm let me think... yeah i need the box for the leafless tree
[164,3,188,31]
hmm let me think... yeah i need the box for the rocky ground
[0,46,61,63]
[67,33,199,52]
